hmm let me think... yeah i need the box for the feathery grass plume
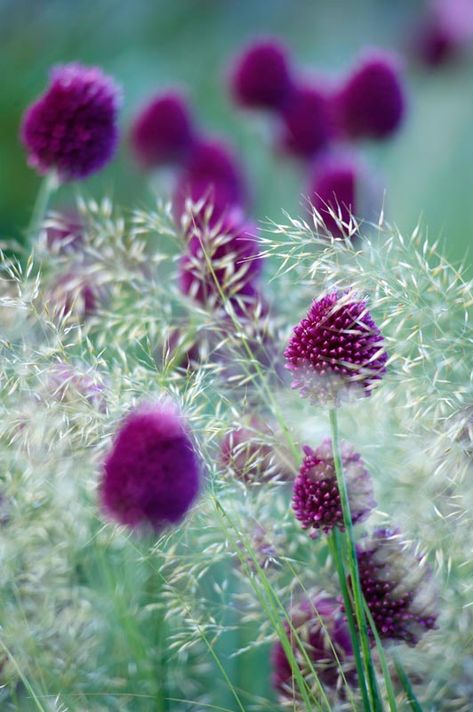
[21,63,121,180]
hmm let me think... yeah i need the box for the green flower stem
[364,602,398,712]
[328,529,371,711]
[393,653,423,712]
[26,172,59,242]
[329,408,382,712]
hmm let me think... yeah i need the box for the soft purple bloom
[335,51,405,140]
[130,91,195,169]
[357,529,438,645]
[284,291,388,405]
[44,210,83,252]
[48,361,105,410]
[49,271,97,320]
[100,402,201,531]
[272,593,354,699]
[230,38,294,110]
[308,153,360,238]
[279,81,334,159]
[21,63,120,181]
[293,438,375,536]
[414,0,473,67]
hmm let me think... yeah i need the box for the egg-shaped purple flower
[293,439,375,536]
[100,402,202,531]
[179,215,262,309]
[230,38,294,111]
[130,91,195,169]
[357,529,438,645]
[308,153,360,238]
[414,0,473,67]
[272,593,355,700]
[284,291,388,405]
[335,51,405,140]
[21,63,121,181]
[173,137,246,227]
[279,81,334,159]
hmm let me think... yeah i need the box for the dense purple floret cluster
[21,63,120,180]
[230,39,294,110]
[272,593,354,698]
[357,529,438,645]
[284,291,388,404]
[293,439,375,536]
[100,402,201,531]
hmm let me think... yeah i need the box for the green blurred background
[1,0,472,273]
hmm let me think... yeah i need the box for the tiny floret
[284,291,388,405]
[100,402,201,531]
[293,438,375,536]
[21,63,121,181]
[230,38,294,110]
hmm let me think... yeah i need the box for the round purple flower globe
[100,402,202,531]
[279,81,334,159]
[284,291,388,405]
[130,91,195,169]
[414,0,473,67]
[335,51,405,140]
[230,38,294,110]
[308,153,360,238]
[21,63,121,181]
[357,529,438,645]
[293,438,375,536]
[272,593,354,700]
[179,215,262,309]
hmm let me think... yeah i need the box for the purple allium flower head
[130,91,195,169]
[49,271,97,321]
[414,0,473,67]
[230,38,294,110]
[21,63,120,181]
[293,439,375,536]
[44,210,83,252]
[284,291,388,405]
[272,593,354,699]
[279,81,334,159]
[308,153,360,238]
[179,215,262,310]
[335,51,405,140]
[357,529,438,645]
[100,401,202,531]
[173,137,246,227]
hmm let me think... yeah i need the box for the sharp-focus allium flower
[284,291,388,405]
[44,210,83,252]
[100,402,201,531]
[49,272,97,320]
[272,593,354,699]
[173,138,246,227]
[414,0,473,67]
[308,153,359,238]
[230,39,294,110]
[357,529,438,645]
[130,91,195,169]
[293,439,375,536]
[220,418,294,484]
[279,82,334,158]
[335,51,405,140]
[21,63,120,181]
[179,216,262,309]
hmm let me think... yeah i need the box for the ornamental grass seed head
[21,63,121,181]
[230,38,294,111]
[130,91,195,169]
[357,528,438,645]
[279,81,334,159]
[284,291,388,405]
[100,401,202,531]
[335,51,405,140]
[293,438,375,536]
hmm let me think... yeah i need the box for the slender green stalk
[329,408,382,712]
[364,603,398,712]
[328,530,371,711]
[26,172,59,242]
[393,654,423,712]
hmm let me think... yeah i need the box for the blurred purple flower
[100,402,201,531]
[279,81,334,159]
[48,361,105,410]
[49,271,98,321]
[130,91,195,169]
[230,38,294,110]
[284,291,388,405]
[21,63,120,181]
[414,0,473,67]
[44,210,83,252]
[293,438,375,536]
[308,153,360,238]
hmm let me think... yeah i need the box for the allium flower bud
[335,51,405,140]
[130,91,195,169]
[230,39,294,110]
[21,63,120,181]
[272,593,354,699]
[100,402,202,531]
[284,291,388,405]
[279,82,334,159]
[357,529,438,645]
[173,138,246,227]
[414,0,473,67]
[293,439,375,536]
[179,216,262,310]
[308,153,359,238]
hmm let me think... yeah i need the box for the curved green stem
[26,172,59,243]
